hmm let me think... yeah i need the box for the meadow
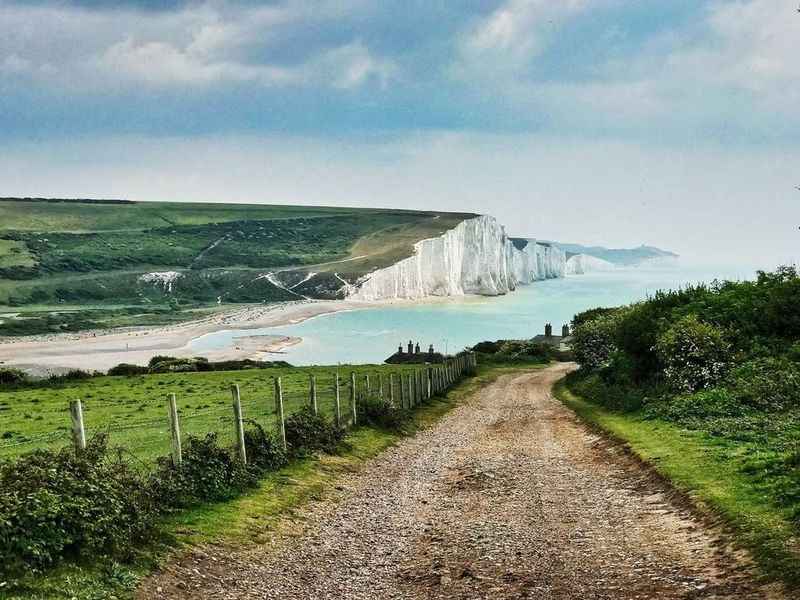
[0,363,425,463]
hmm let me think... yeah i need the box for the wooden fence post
[274,377,287,450]
[350,372,357,425]
[399,373,405,408]
[231,384,247,464]
[408,373,414,408]
[378,374,384,399]
[334,372,342,427]
[389,373,395,405]
[427,368,432,400]
[69,399,86,452]
[310,374,318,415]
[365,374,370,395]
[167,393,182,466]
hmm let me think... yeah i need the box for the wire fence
[0,355,477,465]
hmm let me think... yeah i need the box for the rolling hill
[0,198,474,335]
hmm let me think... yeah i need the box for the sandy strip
[0,301,366,374]
[0,296,482,375]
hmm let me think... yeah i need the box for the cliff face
[348,216,566,301]
[565,254,616,275]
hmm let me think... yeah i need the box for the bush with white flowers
[655,315,730,393]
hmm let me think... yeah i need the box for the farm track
[138,364,784,599]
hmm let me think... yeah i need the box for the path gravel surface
[138,364,785,599]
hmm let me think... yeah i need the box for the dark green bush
[571,311,624,371]
[46,369,95,384]
[150,433,257,508]
[566,371,650,413]
[0,435,157,574]
[644,387,743,423]
[284,407,346,456]
[655,315,731,393]
[572,306,620,328]
[0,368,27,386]
[471,339,556,363]
[244,422,288,471]
[107,363,149,376]
[727,358,800,412]
[472,340,501,354]
[358,394,411,430]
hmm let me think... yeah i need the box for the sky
[0,0,797,268]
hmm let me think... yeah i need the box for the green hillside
[0,198,474,335]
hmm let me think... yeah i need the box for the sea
[189,264,760,366]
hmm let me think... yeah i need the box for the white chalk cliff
[565,254,616,275]
[348,215,566,301]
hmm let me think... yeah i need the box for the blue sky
[0,0,798,266]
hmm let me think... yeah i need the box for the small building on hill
[531,323,573,351]
[385,340,445,364]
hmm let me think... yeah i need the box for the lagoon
[190,265,756,365]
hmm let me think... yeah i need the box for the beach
[0,300,369,375]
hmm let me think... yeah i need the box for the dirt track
[138,364,783,599]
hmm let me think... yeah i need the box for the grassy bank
[2,362,520,600]
[556,379,800,589]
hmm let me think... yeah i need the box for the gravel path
[138,364,784,599]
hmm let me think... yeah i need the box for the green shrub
[566,371,649,413]
[572,306,619,329]
[472,340,501,354]
[644,387,743,423]
[243,422,288,471]
[0,368,27,386]
[727,358,800,412]
[358,394,411,430]
[471,339,556,363]
[150,433,257,508]
[284,407,346,456]
[107,363,149,376]
[46,370,95,384]
[655,315,731,393]
[614,303,671,381]
[571,311,624,370]
[0,435,157,574]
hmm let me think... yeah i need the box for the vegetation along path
[139,364,782,599]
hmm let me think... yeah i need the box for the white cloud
[98,38,298,86]
[0,1,395,91]
[457,0,594,77]
[0,53,31,74]
[665,0,800,110]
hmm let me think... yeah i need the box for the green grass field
[0,198,473,335]
[0,364,429,463]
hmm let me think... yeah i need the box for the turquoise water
[190,265,756,365]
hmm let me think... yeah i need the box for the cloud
[0,0,797,142]
[0,1,395,90]
[665,0,800,111]
[455,0,594,79]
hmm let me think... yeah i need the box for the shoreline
[0,296,479,375]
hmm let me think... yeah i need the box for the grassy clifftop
[0,198,474,335]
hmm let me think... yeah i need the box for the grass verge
[555,379,800,590]
[4,363,523,600]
